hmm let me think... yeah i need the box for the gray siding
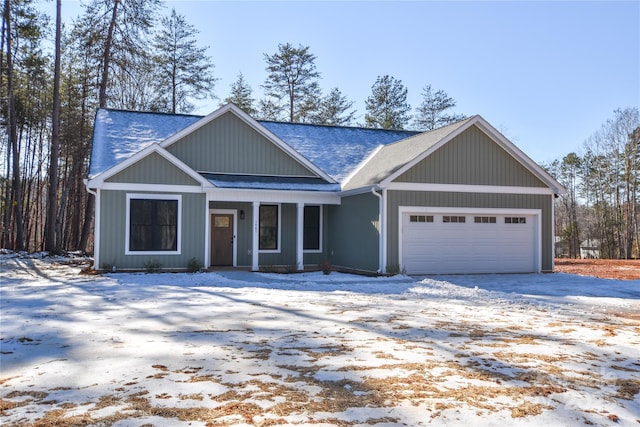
[99,190,206,270]
[395,125,547,187]
[208,202,329,268]
[328,192,380,272]
[386,190,555,271]
[167,111,316,177]
[106,152,200,185]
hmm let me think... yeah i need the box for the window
[505,217,527,224]
[443,216,466,223]
[126,194,181,253]
[474,216,496,224]
[410,215,434,223]
[259,205,279,250]
[304,206,321,251]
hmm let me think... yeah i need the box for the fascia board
[160,103,337,184]
[86,144,212,189]
[340,144,384,189]
[380,116,478,187]
[473,117,566,195]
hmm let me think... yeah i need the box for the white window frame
[125,193,182,255]
[258,203,281,254]
[303,205,323,253]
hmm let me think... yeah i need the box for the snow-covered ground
[1,253,639,426]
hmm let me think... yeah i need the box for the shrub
[187,257,203,272]
[144,259,162,273]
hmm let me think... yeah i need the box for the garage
[400,209,539,274]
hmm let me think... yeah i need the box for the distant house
[85,104,565,274]
[580,239,600,259]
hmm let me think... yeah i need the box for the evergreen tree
[364,75,411,129]
[262,43,321,122]
[413,84,465,130]
[311,87,356,126]
[223,72,256,115]
[152,8,216,114]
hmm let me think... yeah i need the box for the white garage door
[401,211,538,274]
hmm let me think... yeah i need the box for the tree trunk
[45,0,62,253]
[4,0,25,251]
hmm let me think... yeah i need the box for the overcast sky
[53,0,639,164]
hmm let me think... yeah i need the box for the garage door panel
[401,212,536,274]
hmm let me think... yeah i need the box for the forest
[1,0,638,259]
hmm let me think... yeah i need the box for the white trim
[398,206,542,273]
[93,189,101,270]
[258,203,281,254]
[209,209,238,267]
[381,188,388,272]
[252,201,259,270]
[100,183,204,193]
[303,205,323,254]
[125,193,182,255]
[381,117,475,187]
[341,144,384,190]
[87,144,212,189]
[159,103,336,183]
[205,187,340,205]
[380,115,565,195]
[296,203,304,270]
[386,182,555,195]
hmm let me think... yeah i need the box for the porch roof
[201,173,341,192]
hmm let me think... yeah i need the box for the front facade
[86,104,564,275]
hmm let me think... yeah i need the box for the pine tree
[152,8,216,113]
[364,75,411,129]
[223,72,256,115]
[311,87,356,126]
[262,43,321,122]
[413,84,465,130]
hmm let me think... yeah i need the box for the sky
[50,0,639,165]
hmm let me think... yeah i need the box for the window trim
[125,193,182,255]
[303,205,323,253]
[258,203,281,253]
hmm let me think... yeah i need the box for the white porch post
[296,203,304,271]
[252,201,260,271]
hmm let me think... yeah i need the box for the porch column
[296,203,304,271]
[252,201,259,271]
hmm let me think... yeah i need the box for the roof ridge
[258,119,421,134]
[99,107,204,119]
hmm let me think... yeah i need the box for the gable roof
[88,105,563,195]
[345,115,565,195]
[343,117,475,190]
[88,105,418,183]
[89,109,201,178]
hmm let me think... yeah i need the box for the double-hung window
[303,205,321,252]
[126,194,181,254]
[259,204,279,251]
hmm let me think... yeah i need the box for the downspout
[370,187,383,274]
[84,180,99,270]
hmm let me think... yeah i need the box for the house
[580,239,600,259]
[85,103,565,275]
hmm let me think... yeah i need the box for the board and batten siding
[99,190,206,270]
[105,152,200,185]
[328,192,380,272]
[166,111,316,177]
[385,191,555,272]
[395,125,548,188]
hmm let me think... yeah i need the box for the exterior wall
[209,202,329,268]
[105,152,200,185]
[167,111,316,177]
[395,125,547,187]
[328,192,380,272]
[99,190,206,270]
[386,191,555,271]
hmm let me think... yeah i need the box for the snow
[89,108,419,183]
[1,253,639,426]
